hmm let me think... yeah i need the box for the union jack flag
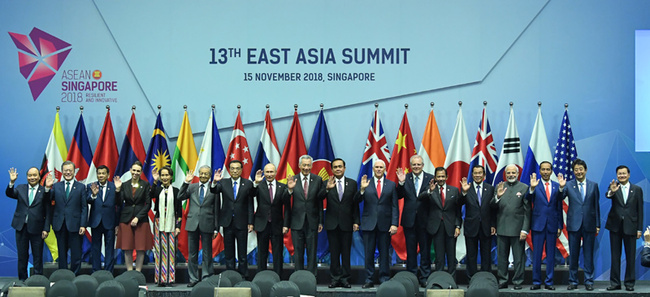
[468,106,499,184]
[357,108,391,180]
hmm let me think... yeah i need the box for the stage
[18,263,648,296]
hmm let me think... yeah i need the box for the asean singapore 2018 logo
[8,27,72,101]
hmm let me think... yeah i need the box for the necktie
[415,175,420,194]
[579,182,585,201]
[440,186,445,207]
[29,187,35,206]
[622,185,628,203]
[233,181,238,200]
[376,179,382,199]
[337,180,343,201]
[477,184,482,206]
[98,185,104,202]
[269,182,274,203]
[303,177,309,197]
[65,181,71,200]
[199,184,205,205]
[545,182,551,202]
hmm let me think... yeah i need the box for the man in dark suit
[211,160,263,279]
[418,167,462,279]
[6,167,52,281]
[179,165,220,287]
[396,155,434,287]
[490,164,530,290]
[356,160,398,288]
[565,159,600,291]
[286,155,326,275]
[50,161,88,275]
[459,165,495,278]
[324,158,359,288]
[87,165,120,273]
[606,165,643,291]
[528,161,565,290]
[642,227,650,267]
[254,163,290,277]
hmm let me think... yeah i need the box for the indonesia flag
[468,105,499,184]
[443,104,471,261]
[86,109,119,184]
[493,104,524,186]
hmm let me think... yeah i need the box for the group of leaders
[5,154,644,291]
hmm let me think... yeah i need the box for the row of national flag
[36,103,577,265]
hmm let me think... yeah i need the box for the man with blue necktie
[564,159,600,291]
[6,167,52,281]
[87,165,121,273]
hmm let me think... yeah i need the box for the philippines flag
[493,104,524,186]
[308,109,335,262]
[468,106,499,184]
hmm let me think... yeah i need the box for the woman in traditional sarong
[150,166,182,286]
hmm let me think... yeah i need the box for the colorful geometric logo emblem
[8,28,72,101]
[92,70,102,80]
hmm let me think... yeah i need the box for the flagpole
[80,105,84,114]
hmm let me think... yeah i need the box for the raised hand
[529,172,539,189]
[326,176,336,189]
[90,182,99,197]
[254,169,264,183]
[114,175,122,190]
[8,168,17,182]
[45,173,54,188]
[558,173,566,188]
[360,174,369,190]
[460,177,470,192]
[152,168,159,182]
[396,168,406,183]
[213,169,222,183]
[287,174,296,189]
[496,182,507,198]
[185,170,194,183]
[609,179,620,193]
[428,179,436,191]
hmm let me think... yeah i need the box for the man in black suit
[50,161,88,275]
[324,158,359,288]
[86,165,120,273]
[286,155,326,275]
[419,167,462,279]
[357,160,399,288]
[642,227,650,268]
[459,165,495,278]
[606,165,644,291]
[179,165,220,287]
[254,163,290,276]
[6,167,52,281]
[211,160,263,279]
[396,155,434,287]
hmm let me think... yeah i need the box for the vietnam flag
[276,110,307,255]
[385,110,417,261]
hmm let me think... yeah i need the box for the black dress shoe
[567,284,578,290]
[514,285,523,290]
[362,282,374,289]
[626,286,634,291]
[419,281,427,288]
[158,283,166,287]
[606,285,621,291]
[585,284,594,291]
[545,285,555,290]
[342,282,351,288]
[187,281,199,287]
[498,283,508,289]
[328,282,339,288]
[530,284,541,290]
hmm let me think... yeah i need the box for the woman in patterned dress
[150,166,182,286]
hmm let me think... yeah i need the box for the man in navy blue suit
[564,159,600,291]
[528,161,565,290]
[87,165,121,273]
[606,165,643,291]
[50,161,88,275]
[356,160,398,288]
[6,167,52,281]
